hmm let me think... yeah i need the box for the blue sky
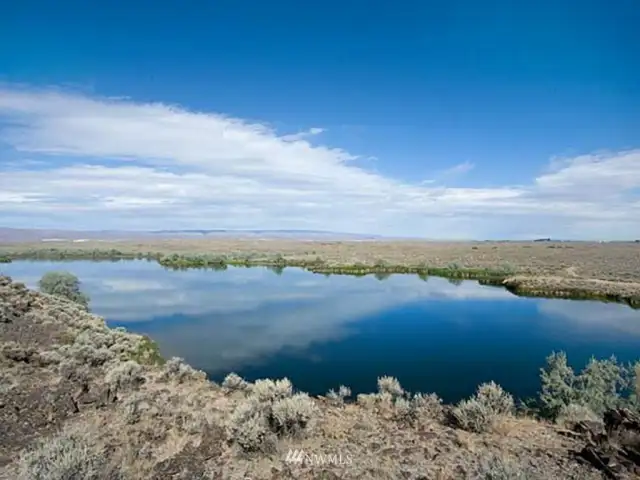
[0,0,639,238]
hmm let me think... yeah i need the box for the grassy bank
[2,274,637,478]
[2,245,640,308]
[504,285,640,309]
[501,275,640,309]
[0,247,517,280]
[157,252,515,279]
[1,247,161,262]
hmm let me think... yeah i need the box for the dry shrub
[226,398,274,453]
[222,372,249,392]
[74,329,115,349]
[470,453,540,479]
[393,397,415,423]
[357,393,379,410]
[1,370,18,394]
[452,399,495,433]
[412,392,445,421]
[175,406,211,436]
[338,385,351,398]
[475,382,514,416]
[1,341,36,362]
[161,357,207,383]
[119,387,214,438]
[16,424,114,480]
[57,358,91,383]
[355,388,403,413]
[58,342,115,367]
[37,350,64,366]
[270,392,319,436]
[376,391,395,407]
[250,378,293,403]
[122,392,152,425]
[109,334,144,359]
[0,303,18,323]
[555,403,602,428]
[452,382,514,433]
[227,379,318,452]
[105,360,144,391]
[377,376,404,398]
[326,385,351,405]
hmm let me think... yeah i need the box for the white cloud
[537,300,640,338]
[0,85,639,238]
[420,161,475,185]
[281,127,325,141]
[443,160,475,176]
[537,151,640,192]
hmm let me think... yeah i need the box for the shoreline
[0,274,636,478]
[1,240,640,308]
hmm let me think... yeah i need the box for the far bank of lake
[2,241,639,308]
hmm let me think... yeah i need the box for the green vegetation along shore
[2,274,640,478]
[1,244,640,308]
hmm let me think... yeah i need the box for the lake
[2,259,640,403]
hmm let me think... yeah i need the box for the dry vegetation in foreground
[2,239,640,307]
[3,276,640,478]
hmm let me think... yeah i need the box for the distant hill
[0,227,385,242]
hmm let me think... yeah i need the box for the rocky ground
[0,274,635,479]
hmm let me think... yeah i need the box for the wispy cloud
[442,160,475,177]
[281,127,325,141]
[0,85,638,238]
[421,160,475,185]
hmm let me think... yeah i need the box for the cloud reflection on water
[536,300,640,338]
[1,260,516,372]
[5,260,640,376]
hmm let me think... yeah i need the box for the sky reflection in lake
[3,260,640,402]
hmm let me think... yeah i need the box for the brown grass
[0,239,638,279]
[2,238,640,306]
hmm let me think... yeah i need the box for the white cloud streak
[0,86,638,238]
[442,160,475,177]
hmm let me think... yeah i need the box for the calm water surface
[3,260,640,403]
